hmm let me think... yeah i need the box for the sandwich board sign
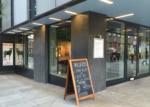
[64,58,95,105]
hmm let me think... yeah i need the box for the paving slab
[0,73,150,107]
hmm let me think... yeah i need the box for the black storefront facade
[0,9,150,92]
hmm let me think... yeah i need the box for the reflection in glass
[15,43,23,65]
[138,27,149,75]
[127,27,137,77]
[106,20,125,81]
[49,24,71,78]
[28,34,34,69]
[2,43,13,66]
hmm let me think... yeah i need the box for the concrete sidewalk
[0,73,150,107]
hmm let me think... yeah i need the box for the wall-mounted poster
[3,43,13,66]
[15,44,23,65]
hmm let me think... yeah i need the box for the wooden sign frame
[64,58,95,106]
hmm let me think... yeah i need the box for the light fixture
[49,17,62,21]
[12,30,22,32]
[27,31,34,34]
[6,31,15,34]
[64,10,77,15]
[32,22,43,26]
[100,0,114,4]
[106,18,114,21]
[28,34,34,39]
[66,20,72,23]
[19,27,29,30]
[115,13,134,19]
[51,25,59,28]
[146,30,150,32]
[139,33,143,36]
[127,29,132,32]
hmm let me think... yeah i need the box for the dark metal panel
[15,66,33,79]
[48,74,66,87]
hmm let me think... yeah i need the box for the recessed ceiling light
[139,33,143,36]
[28,34,34,39]
[127,29,132,32]
[49,17,62,21]
[115,13,134,19]
[64,10,77,15]
[19,27,29,30]
[32,22,43,26]
[106,18,114,21]
[51,25,59,28]
[12,30,22,32]
[6,31,15,34]
[66,20,72,23]
[100,0,114,4]
[146,30,150,32]
[27,31,34,34]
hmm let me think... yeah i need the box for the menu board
[64,58,95,106]
[72,60,93,98]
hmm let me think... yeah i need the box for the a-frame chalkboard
[64,58,95,106]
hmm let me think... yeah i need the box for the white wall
[14,0,28,25]
[36,0,71,15]
[1,0,11,31]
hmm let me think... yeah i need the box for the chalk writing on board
[72,61,92,98]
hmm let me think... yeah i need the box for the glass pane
[15,36,24,65]
[15,43,23,65]
[2,43,13,66]
[50,27,57,76]
[127,27,137,77]
[139,27,149,74]
[106,20,125,81]
[49,23,71,78]
[28,34,34,69]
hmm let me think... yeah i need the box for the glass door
[126,26,138,78]
[106,20,125,81]
[138,27,150,75]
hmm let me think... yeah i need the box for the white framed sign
[93,38,104,58]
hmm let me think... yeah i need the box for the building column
[34,25,48,83]
[71,12,107,92]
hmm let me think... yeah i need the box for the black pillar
[71,12,107,92]
[34,25,48,83]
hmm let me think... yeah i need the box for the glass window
[127,26,138,77]
[138,27,150,74]
[106,20,125,81]
[2,43,13,66]
[27,34,34,69]
[15,36,24,66]
[49,22,71,78]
